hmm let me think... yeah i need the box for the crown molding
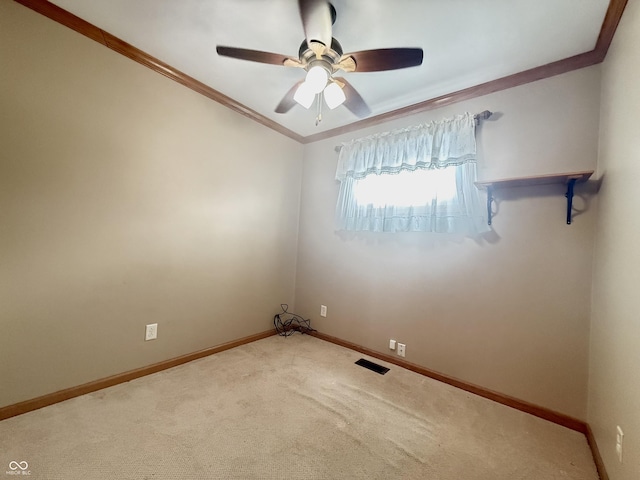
[13,0,628,144]
[12,0,305,143]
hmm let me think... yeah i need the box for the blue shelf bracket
[565,178,577,225]
[475,170,593,227]
[486,186,493,226]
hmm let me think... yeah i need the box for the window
[352,167,457,208]
[334,113,487,235]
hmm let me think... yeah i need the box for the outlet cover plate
[145,323,158,341]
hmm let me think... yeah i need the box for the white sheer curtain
[335,112,488,234]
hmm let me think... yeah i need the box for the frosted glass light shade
[305,66,329,94]
[293,82,315,109]
[324,82,346,109]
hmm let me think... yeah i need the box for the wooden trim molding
[595,0,629,62]
[306,329,615,479]
[0,329,275,421]
[586,424,610,480]
[307,330,587,432]
[0,325,611,479]
[303,0,628,143]
[302,51,602,143]
[12,0,304,143]
[12,0,628,145]
[13,0,107,46]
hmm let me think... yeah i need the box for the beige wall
[0,1,303,407]
[295,66,601,419]
[589,0,640,478]
[2,0,631,449]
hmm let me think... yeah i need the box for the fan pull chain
[315,91,323,126]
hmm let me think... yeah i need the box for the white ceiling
[50,0,610,138]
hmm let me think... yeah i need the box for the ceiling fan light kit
[216,0,424,125]
[304,63,330,93]
[323,81,346,109]
[293,81,316,109]
[294,62,346,112]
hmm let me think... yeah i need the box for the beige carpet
[0,334,598,479]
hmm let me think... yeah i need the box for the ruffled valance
[335,112,477,181]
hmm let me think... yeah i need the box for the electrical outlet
[389,339,396,350]
[397,343,406,357]
[320,305,327,317]
[616,425,624,463]
[145,323,158,341]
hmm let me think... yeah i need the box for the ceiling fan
[216,0,423,122]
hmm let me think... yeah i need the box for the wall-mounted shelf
[475,170,594,225]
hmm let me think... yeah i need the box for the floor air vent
[355,358,390,375]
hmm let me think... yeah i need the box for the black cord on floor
[274,304,316,336]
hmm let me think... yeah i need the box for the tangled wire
[273,304,316,336]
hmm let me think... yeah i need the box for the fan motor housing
[298,37,343,67]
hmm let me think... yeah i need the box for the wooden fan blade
[275,80,305,114]
[338,78,371,118]
[298,0,332,52]
[346,48,423,72]
[216,46,291,66]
